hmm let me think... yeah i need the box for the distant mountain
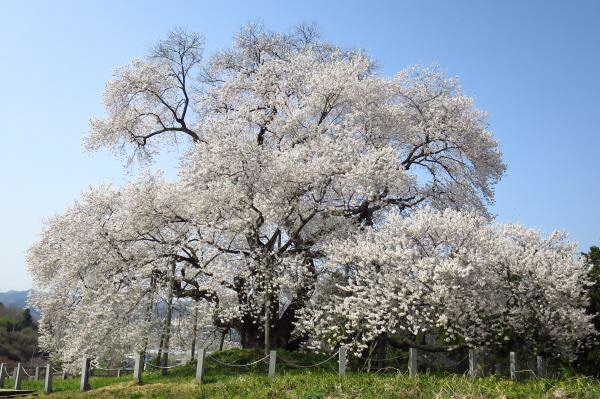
[0,290,30,308]
[0,290,39,318]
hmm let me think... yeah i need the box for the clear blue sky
[1,0,599,291]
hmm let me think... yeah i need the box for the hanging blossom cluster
[26,23,593,368]
[298,208,595,358]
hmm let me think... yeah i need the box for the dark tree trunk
[219,259,315,351]
[230,302,307,350]
[160,262,176,376]
[190,307,198,360]
[156,335,164,364]
[273,298,305,350]
[219,328,227,351]
[232,312,262,349]
[376,337,386,369]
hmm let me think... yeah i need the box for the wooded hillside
[0,303,38,365]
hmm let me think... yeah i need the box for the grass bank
[13,349,600,398]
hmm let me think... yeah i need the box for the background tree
[582,246,600,325]
[0,303,39,364]
[576,245,600,374]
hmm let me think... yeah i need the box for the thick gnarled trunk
[226,298,305,350]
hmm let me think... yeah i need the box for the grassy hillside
[12,349,600,399]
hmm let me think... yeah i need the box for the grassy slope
[12,349,600,399]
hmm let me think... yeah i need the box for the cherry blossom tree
[35,24,597,367]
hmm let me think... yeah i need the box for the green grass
[7,349,600,398]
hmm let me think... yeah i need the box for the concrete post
[80,357,91,391]
[44,364,53,394]
[117,368,122,378]
[133,352,144,383]
[468,348,478,378]
[0,363,7,388]
[195,348,206,384]
[35,366,41,380]
[509,352,517,380]
[408,348,417,377]
[536,356,546,378]
[268,350,277,378]
[338,346,347,378]
[14,363,24,390]
[62,370,67,380]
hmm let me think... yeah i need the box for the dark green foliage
[0,302,39,362]
[583,246,600,327]
[17,308,34,329]
[576,246,600,375]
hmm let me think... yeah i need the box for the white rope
[92,365,122,371]
[52,367,62,373]
[373,366,403,374]
[279,350,340,369]
[438,354,470,367]
[21,368,32,377]
[207,354,270,368]
[144,362,185,370]
[146,348,184,355]
[361,352,410,372]
[364,353,410,364]
[90,359,128,371]
[513,369,537,378]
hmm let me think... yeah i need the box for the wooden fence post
[133,352,144,383]
[268,350,277,378]
[44,364,53,394]
[195,348,205,384]
[14,363,24,390]
[468,348,478,378]
[408,348,417,377]
[80,357,91,391]
[509,352,517,380]
[536,355,545,378]
[0,363,7,388]
[338,346,347,378]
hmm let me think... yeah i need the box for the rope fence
[144,362,186,370]
[364,352,410,364]
[206,353,270,368]
[372,366,404,374]
[0,347,557,394]
[358,352,410,372]
[278,350,339,369]
[91,362,124,372]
